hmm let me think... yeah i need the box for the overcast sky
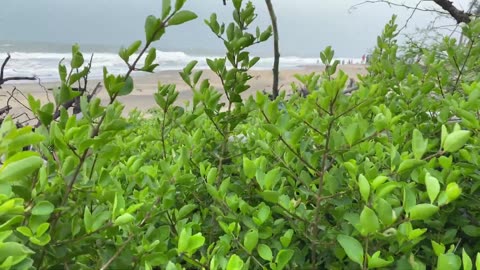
[0,0,471,57]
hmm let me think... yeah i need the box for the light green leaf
[243,156,256,179]
[358,174,370,203]
[275,249,294,270]
[337,234,364,266]
[475,253,480,270]
[243,229,258,254]
[397,159,426,174]
[168,10,197,26]
[443,130,471,152]
[437,253,461,270]
[409,204,439,220]
[114,213,135,226]
[425,173,440,203]
[446,182,462,202]
[257,244,273,261]
[177,227,190,254]
[36,223,50,237]
[360,206,380,236]
[412,129,428,159]
[16,226,33,237]
[280,229,294,248]
[368,251,394,268]
[187,233,205,254]
[374,198,394,226]
[463,249,473,270]
[226,255,244,270]
[0,156,44,182]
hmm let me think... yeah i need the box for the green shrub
[1,1,480,269]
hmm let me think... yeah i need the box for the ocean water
[0,42,363,83]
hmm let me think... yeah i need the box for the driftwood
[0,105,11,116]
[0,53,37,87]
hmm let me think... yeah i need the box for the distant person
[362,54,366,64]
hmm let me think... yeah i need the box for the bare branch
[265,0,280,98]
[0,54,37,87]
[0,53,10,81]
[350,0,449,14]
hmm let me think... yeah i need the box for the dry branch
[0,54,37,87]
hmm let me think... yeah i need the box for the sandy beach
[0,64,367,119]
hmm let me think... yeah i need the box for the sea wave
[0,51,361,82]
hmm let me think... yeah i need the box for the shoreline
[0,65,367,118]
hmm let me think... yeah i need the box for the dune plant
[1,1,480,270]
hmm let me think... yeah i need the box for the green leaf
[114,213,135,226]
[443,130,470,152]
[412,129,428,159]
[360,206,380,236]
[337,234,364,266]
[257,244,273,261]
[162,0,171,19]
[31,201,55,216]
[446,182,462,202]
[243,229,258,254]
[36,223,50,237]
[280,229,294,248]
[374,198,394,226]
[175,0,186,11]
[71,51,84,69]
[437,253,461,270]
[397,159,426,174]
[16,226,33,237]
[84,206,93,232]
[425,173,440,203]
[441,125,448,148]
[177,227,190,254]
[476,253,480,270]
[409,204,439,220]
[0,242,34,260]
[127,40,142,56]
[256,203,271,224]
[168,10,198,26]
[187,233,205,254]
[144,15,164,42]
[358,174,370,203]
[118,76,134,96]
[177,204,197,220]
[275,249,294,270]
[144,48,157,68]
[0,156,44,182]
[368,251,394,268]
[226,255,244,270]
[463,249,473,270]
[243,156,256,179]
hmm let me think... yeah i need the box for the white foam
[0,51,362,82]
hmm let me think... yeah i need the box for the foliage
[1,0,480,269]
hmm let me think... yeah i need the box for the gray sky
[0,0,470,57]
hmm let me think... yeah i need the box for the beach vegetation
[1,0,480,269]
